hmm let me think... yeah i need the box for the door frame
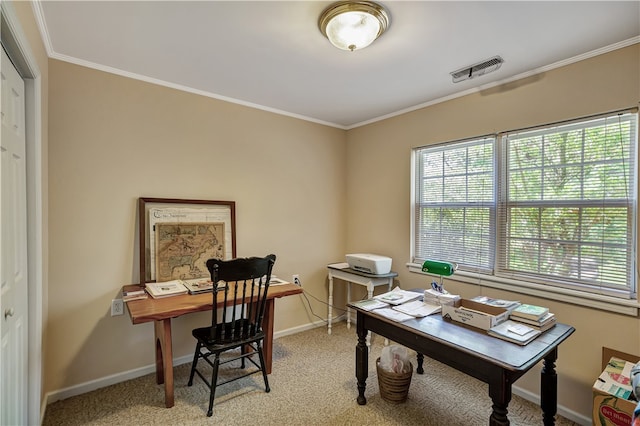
[1,2,44,424]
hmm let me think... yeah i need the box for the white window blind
[498,112,637,296]
[413,137,496,272]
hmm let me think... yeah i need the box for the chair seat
[192,322,265,349]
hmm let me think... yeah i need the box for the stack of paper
[470,295,521,311]
[145,280,189,298]
[374,287,422,305]
[122,288,148,302]
[350,287,443,323]
[350,298,389,311]
[374,307,415,322]
[392,299,441,317]
[268,276,290,286]
[423,288,461,306]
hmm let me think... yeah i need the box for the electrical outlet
[111,299,124,316]
[292,274,301,286]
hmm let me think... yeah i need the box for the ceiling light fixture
[318,1,390,52]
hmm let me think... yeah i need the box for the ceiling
[35,1,640,129]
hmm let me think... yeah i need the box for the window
[412,110,637,298]
[413,136,496,272]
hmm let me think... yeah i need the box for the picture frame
[138,197,236,284]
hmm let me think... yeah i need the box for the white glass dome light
[319,1,390,52]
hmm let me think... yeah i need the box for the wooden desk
[125,283,302,408]
[349,304,575,426]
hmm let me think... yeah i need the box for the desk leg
[541,349,558,426]
[328,274,333,335]
[262,299,275,374]
[154,319,174,408]
[488,377,511,426]
[365,282,373,347]
[355,312,368,405]
[384,280,393,346]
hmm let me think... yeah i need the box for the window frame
[410,109,638,313]
[412,135,497,274]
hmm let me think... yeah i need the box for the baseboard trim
[512,385,590,426]
[45,362,158,405]
[44,320,332,405]
[273,318,331,339]
[43,317,590,426]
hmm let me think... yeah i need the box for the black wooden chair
[187,254,276,416]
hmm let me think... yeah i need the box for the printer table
[327,264,397,345]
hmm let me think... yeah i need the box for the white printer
[345,253,392,275]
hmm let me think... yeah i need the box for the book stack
[145,280,189,299]
[509,303,556,332]
[488,320,542,345]
[182,277,215,294]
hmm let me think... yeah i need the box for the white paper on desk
[374,287,422,305]
[350,298,389,311]
[268,276,289,286]
[392,299,441,317]
[374,307,415,322]
[328,262,350,269]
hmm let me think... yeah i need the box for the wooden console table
[125,282,302,408]
[349,302,575,425]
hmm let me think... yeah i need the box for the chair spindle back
[205,254,276,343]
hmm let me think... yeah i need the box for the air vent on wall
[450,56,504,83]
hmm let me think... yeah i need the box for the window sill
[406,263,639,316]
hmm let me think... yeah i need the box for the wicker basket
[376,357,413,403]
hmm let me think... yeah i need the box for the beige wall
[346,44,640,418]
[47,60,347,392]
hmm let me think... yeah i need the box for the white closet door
[0,46,28,425]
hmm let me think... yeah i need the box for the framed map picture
[155,222,225,282]
[138,198,236,284]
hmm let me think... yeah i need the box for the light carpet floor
[43,321,580,425]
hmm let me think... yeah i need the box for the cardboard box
[593,347,640,426]
[441,299,509,330]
